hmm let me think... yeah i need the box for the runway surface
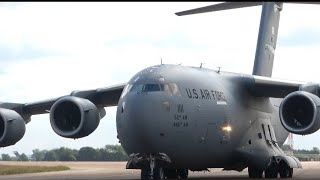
[0,161,319,179]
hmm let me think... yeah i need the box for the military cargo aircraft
[1,2,320,179]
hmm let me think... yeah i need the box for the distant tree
[19,153,29,161]
[1,144,129,162]
[311,147,320,154]
[53,147,78,161]
[292,147,320,154]
[13,151,21,160]
[281,144,292,151]
[64,154,77,161]
[78,147,99,161]
[44,151,58,161]
[105,145,129,161]
[32,149,47,161]
[98,148,109,161]
[1,154,12,161]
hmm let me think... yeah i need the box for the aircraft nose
[117,93,168,154]
[116,94,151,153]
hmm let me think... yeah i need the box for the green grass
[0,165,70,175]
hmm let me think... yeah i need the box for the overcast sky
[1,2,320,156]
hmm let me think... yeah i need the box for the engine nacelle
[50,96,101,139]
[280,91,320,135]
[0,108,26,147]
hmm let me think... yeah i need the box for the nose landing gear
[141,167,165,180]
[141,154,166,180]
[128,153,185,180]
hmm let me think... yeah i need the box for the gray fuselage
[116,64,288,170]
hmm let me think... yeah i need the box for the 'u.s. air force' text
[185,88,226,101]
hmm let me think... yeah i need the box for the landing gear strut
[127,153,188,179]
[141,154,166,180]
[141,167,165,180]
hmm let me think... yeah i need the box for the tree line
[2,144,318,162]
[1,145,129,161]
[281,145,320,154]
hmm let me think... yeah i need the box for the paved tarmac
[0,161,319,179]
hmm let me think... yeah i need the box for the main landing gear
[248,160,293,179]
[127,153,188,179]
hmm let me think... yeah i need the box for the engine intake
[50,96,101,138]
[280,91,320,135]
[0,108,26,147]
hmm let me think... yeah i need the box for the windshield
[121,83,182,97]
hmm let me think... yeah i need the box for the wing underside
[0,83,126,122]
[243,75,308,98]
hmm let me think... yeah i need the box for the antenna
[217,66,221,73]
[161,58,163,65]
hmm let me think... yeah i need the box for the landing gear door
[261,122,277,145]
[269,125,278,143]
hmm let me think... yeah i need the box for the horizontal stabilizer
[175,2,262,16]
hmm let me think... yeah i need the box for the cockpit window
[130,84,143,93]
[121,84,132,98]
[123,82,181,96]
[168,83,181,96]
[163,84,172,95]
[144,84,161,92]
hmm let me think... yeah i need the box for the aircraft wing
[0,83,126,122]
[243,75,313,98]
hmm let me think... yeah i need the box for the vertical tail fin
[176,2,320,77]
[252,2,283,77]
[175,2,281,77]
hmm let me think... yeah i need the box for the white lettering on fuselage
[185,88,226,102]
[173,104,188,128]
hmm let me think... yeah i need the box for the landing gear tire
[279,166,293,178]
[164,169,178,179]
[154,167,165,180]
[248,167,263,178]
[265,165,278,179]
[141,168,151,180]
[141,167,165,180]
[289,168,293,178]
[177,169,189,179]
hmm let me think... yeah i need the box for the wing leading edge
[243,75,312,98]
[0,75,316,122]
[0,83,126,123]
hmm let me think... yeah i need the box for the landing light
[222,125,232,132]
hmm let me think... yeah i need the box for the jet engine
[50,96,101,139]
[279,91,320,135]
[0,108,26,147]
